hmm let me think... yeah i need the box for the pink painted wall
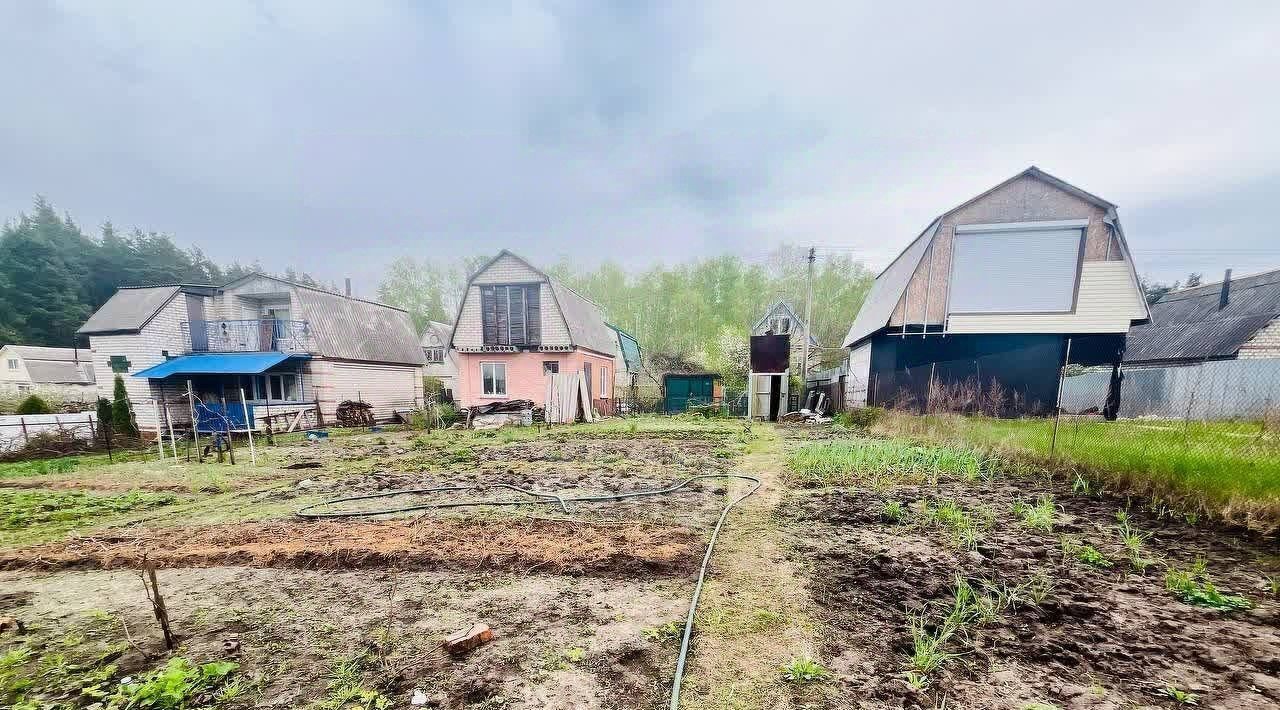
[456,349,616,408]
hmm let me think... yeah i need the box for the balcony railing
[182,319,316,354]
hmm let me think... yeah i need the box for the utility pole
[802,246,815,378]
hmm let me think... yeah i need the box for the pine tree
[111,375,138,438]
[95,398,113,443]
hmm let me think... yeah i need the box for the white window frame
[6,359,17,370]
[247,373,302,403]
[16,383,32,393]
[600,366,610,398]
[480,362,507,397]
[424,347,445,364]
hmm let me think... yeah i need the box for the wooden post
[220,397,236,465]
[163,402,178,463]
[240,388,256,466]
[1050,337,1073,458]
[152,400,164,460]
[143,565,176,650]
[187,380,201,463]
[19,417,28,446]
[263,393,275,446]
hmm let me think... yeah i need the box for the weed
[108,657,238,709]
[780,657,831,683]
[1016,570,1057,606]
[1265,575,1279,597]
[1012,495,1056,531]
[319,650,390,710]
[1165,558,1253,612]
[1160,686,1199,705]
[923,499,984,550]
[562,647,586,663]
[880,499,907,523]
[642,621,683,642]
[1060,537,1113,568]
[1022,704,1062,710]
[902,670,930,691]
[1113,511,1156,572]
[1071,473,1096,496]
[834,407,885,429]
[786,438,993,487]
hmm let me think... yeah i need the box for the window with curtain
[481,362,507,396]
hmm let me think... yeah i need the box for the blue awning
[133,352,309,379]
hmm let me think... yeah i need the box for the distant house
[608,323,643,402]
[842,167,1149,415]
[1125,268,1280,366]
[77,274,424,432]
[419,320,459,401]
[450,250,619,411]
[0,345,96,400]
[751,301,818,373]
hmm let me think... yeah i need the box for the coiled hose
[295,473,763,709]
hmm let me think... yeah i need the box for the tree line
[0,197,326,347]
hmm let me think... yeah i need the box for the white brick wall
[453,254,571,349]
[87,293,189,430]
[1239,317,1280,359]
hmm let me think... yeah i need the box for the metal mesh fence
[871,346,1280,500]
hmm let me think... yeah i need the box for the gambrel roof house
[450,250,620,410]
[1125,268,1280,365]
[78,274,424,431]
[843,167,1149,415]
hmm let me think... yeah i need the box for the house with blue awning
[77,273,425,433]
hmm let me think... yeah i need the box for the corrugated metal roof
[419,321,454,348]
[6,345,81,361]
[1125,268,1280,363]
[134,352,307,378]
[608,324,642,372]
[77,286,181,334]
[293,286,425,365]
[842,219,938,347]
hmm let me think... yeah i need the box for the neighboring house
[77,274,424,432]
[1125,268,1280,365]
[450,250,619,411]
[0,345,96,400]
[420,320,459,401]
[608,323,643,402]
[842,166,1149,415]
[751,301,819,373]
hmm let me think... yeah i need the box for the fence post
[19,417,28,446]
[221,396,236,465]
[1050,337,1072,458]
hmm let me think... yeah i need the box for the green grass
[1,489,178,532]
[1165,558,1253,611]
[786,438,992,487]
[875,412,1280,528]
[1060,537,1113,568]
[1012,495,1056,531]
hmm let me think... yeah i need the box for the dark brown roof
[1125,269,1280,363]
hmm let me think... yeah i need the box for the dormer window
[770,316,791,334]
[481,284,542,347]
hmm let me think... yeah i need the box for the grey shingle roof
[549,281,619,357]
[1125,269,1280,363]
[25,359,95,384]
[77,286,182,335]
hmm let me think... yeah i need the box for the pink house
[451,251,620,412]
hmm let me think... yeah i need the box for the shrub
[110,375,138,438]
[836,406,885,429]
[95,398,112,438]
[686,403,724,418]
[15,395,52,415]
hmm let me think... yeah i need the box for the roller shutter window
[481,285,542,346]
[950,227,1084,313]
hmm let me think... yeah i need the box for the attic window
[423,347,444,364]
[6,359,16,370]
[481,285,541,347]
[770,317,791,334]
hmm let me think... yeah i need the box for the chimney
[344,278,352,298]
[1218,269,1232,310]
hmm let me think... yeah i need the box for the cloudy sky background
[2,1,1278,295]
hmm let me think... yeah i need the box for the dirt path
[679,424,829,709]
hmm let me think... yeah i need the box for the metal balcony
[181,319,316,354]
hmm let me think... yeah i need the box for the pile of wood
[336,400,375,427]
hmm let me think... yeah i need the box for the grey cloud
[1,1,1277,294]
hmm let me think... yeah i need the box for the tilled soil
[0,518,700,576]
[785,474,1280,709]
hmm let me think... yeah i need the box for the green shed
[663,373,722,414]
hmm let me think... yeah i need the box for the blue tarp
[133,352,308,378]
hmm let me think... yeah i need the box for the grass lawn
[874,412,1280,527]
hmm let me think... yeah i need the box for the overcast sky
[2,1,1278,296]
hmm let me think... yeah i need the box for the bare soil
[782,432,1280,709]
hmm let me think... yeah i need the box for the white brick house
[77,274,424,432]
[0,345,96,400]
